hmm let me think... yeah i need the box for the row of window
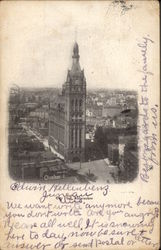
[70,150,82,154]
[71,99,83,111]
[71,116,82,122]
[71,86,82,92]
[71,128,82,148]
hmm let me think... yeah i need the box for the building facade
[49,42,86,162]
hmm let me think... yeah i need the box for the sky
[1,1,159,90]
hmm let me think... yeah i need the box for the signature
[137,35,158,183]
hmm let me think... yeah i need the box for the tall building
[49,42,86,162]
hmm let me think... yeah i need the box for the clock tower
[63,42,86,162]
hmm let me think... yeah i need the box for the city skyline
[9,82,138,183]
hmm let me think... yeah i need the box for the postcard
[0,1,160,249]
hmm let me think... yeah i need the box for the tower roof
[70,42,81,74]
[72,42,79,58]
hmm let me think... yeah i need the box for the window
[79,99,82,111]
[75,128,77,148]
[71,129,74,148]
[75,99,78,111]
[79,129,82,148]
[79,100,82,107]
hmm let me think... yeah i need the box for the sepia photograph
[9,41,138,184]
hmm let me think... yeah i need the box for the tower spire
[71,42,81,73]
[74,28,77,42]
[72,42,79,59]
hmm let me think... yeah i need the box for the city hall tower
[49,42,86,162]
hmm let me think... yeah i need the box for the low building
[102,105,122,118]
[93,105,103,117]
[29,108,49,119]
